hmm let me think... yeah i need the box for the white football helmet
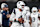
[24,6,30,12]
[17,1,25,9]
[1,3,7,9]
[32,7,38,14]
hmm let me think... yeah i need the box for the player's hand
[18,18,22,23]
[21,18,24,23]
[18,18,24,23]
[6,14,11,18]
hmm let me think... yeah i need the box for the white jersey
[22,9,30,27]
[10,8,24,27]
[0,13,2,24]
[31,13,38,23]
[22,10,30,22]
[10,8,23,22]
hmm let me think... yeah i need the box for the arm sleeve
[13,8,18,21]
[10,8,19,21]
[10,9,16,21]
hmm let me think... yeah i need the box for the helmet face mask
[17,1,25,9]
[21,5,25,8]
[33,10,37,13]
[32,10,37,15]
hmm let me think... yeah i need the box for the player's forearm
[6,14,11,18]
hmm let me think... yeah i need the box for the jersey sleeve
[10,8,18,21]
[10,9,15,21]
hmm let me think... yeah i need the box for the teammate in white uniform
[22,6,30,27]
[0,8,2,27]
[31,7,39,27]
[10,1,25,27]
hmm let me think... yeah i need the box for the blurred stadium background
[0,0,40,14]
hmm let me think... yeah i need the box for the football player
[22,6,31,27]
[10,1,25,27]
[31,7,39,27]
